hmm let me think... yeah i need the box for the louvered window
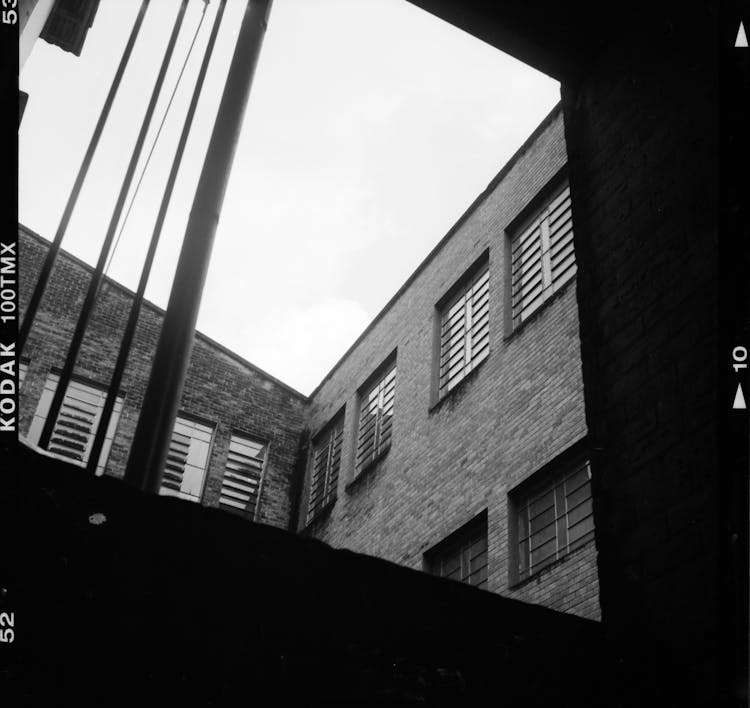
[356,364,396,475]
[511,183,576,328]
[27,372,123,475]
[219,434,267,517]
[427,514,488,590]
[160,417,214,503]
[307,417,343,523]
[516,459,594,581]
[438,265,490,398]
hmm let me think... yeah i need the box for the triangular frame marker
[736,22,748,47]
[733,383,746,410]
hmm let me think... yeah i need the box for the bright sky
[19,0,560,395]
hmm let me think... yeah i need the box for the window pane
[530,537,557,569]
[530,519,556,550]
[28,373,122,474]
[441,552,461,577]
[438,265,489,396]
[307,417,344,522]
[512,182,575,326]
[518,538,530,576]
[468,562,488,588]
[160,417,213,503]
[528,490,554,519]
[565,462,589,490]
[220,434,267,517]
[515,457,594,580]
[568,513,595,543]
[529,505,556,535]
[356,365,396,473]
[518,507,530,541]
[567,497,593,527]
[566,478,591,509]
[430,516,488,590]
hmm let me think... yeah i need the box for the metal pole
[18,0,150,354]
[125,0,273,493]
[38,0,190,453]
[86,0,228,476]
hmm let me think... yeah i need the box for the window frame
[219,431,269,519]
[353,354,397,479]
[160,413,215,504]
[433,251,491,405]
[305,412,345,524]
[424,510,489,590]
[26,369,124,476]
[508,178,576,332]
[509,449,594,586]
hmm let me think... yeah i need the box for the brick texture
[19,226,308,530]
[561,7,718,696]
[18,106,601,622]
[300,106,599,620]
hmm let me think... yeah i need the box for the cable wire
[105,1,209,275]
[18,0,151,354]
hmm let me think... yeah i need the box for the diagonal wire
[18,0,151,354]
[105,1,209,276]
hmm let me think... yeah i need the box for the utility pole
[125,0,273,493]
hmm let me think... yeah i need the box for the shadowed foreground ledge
[3,443,656,705]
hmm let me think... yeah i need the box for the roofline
[20,101,562,404]
[308,100,564,398]
[18,224,309,402]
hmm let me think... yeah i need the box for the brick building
[14,2,741,702]
[19,102,599,620]
[297,104,597,619]
[19,226,309,531]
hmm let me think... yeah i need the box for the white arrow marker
[733,383,747,409]
[736,22,748,47]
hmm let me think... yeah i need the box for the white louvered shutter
[307,420,343,523]
[438,265,489,397]
[160,417,213,502]
[511,184,576,327]
[220,434,267,517]
[356,365,396,474]
[27,373,123,475]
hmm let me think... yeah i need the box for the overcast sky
[19,0,559,395]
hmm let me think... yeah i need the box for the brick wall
[18,106,601,621]
[19,225,308,530]
[300,105,599,619]
[561,7,718,698]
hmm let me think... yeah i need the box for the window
[355,363,396,475]
[514,458,594,582]
[219,434,267,517]
[438,264,490,398]
[306,415,344,523]
[511,182,576,328]
[160,416,214,503]
[426,512,488,589]
[27,372,123,475]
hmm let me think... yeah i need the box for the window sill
[345,448,389,493]
[429,355,489,415]
[302,496,336,533]
[504,275,576,341]
[508,537,595,590]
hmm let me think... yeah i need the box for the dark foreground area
[2,444,673,705]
